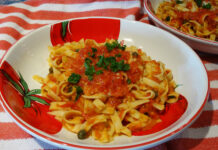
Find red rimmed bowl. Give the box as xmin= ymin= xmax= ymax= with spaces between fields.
xmin=0 ymin=17 xmax=209 ymax=149
xmin=144 ymin=0 xmax=218 ymax=54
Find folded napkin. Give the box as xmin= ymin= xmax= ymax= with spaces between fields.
xmin=0 ymin=0 xmax=217 ymax=149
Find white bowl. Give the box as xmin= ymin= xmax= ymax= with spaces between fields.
xmin=144 ymin=0 xmax=218 ymax=54
xmin=0 ymin=17 xmax=209 ymax=149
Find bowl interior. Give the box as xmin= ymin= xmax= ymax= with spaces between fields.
xmin=0 ymin=17 xmax=208 ymax=149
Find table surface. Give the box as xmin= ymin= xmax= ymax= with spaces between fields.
xmin=0 ymin=0 xmax=217 ymax=150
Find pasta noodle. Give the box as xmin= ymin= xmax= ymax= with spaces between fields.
xmin=34 ymin=39 xmax=180 ymax=143
xmin=156 ymin=0 xmax=218 ymax=41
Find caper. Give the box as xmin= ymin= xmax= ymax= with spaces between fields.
xmin=165 ymin=16 xmax=170 ymax=21
xmin=153 ymin=91 xmax=158 ymax=99
xmin=49 ymin=67 xmax=53 ymax=74
xmin=77 ymin=129 xmax=87 ymax=139
xmin=132 ymin=52 xmax=138 ymax=57
xmin=168 ymin=95 xmax=176 ymax=99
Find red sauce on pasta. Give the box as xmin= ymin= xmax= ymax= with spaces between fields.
xmin=157 ymin=0 xmax=218 ymax=41
xmin=62 ymin=45 xmax=144 ymax=97
xmin=132 ymin=95 xmax=188 ymax=136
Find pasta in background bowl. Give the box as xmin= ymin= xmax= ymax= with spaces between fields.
xmin=144 ymin=0 xmax=218 ymax=54
xmin=0 ymin=17 xmax=209 ymax=149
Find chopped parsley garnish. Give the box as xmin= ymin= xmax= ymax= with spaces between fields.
xmin=92 ymin=47 xmax=97 ymax=53
xmin=84 ymin=58 xmax=95 ymax=81
xmin=74 ymin=85 xmax=83 ymax=101
xmin=115 ymin=53 xmax=122 ymax=57
xmin=105 ymin=42 xmax=116 ymax=52
xmin=87 ymin=75 xmax=93 ymax=81
xmin=68 ymin=73 xmax=81 ymax=84
xmin=194 ymin=0 xmax=202 ymax=7
xmin=176 ymin=0 xmax=183 ymax=4
xmin=88 ymin=52 xmax=95 ymax=58
xmin=84 ymin=41 xmax=130 ymax=81
xmin=85 ymin=65 xmax=95 ymax=80
xmin=122 ymin=63 xmax=130 ymax=71
xmin=87 ymin=47 xmax=97 ymax=58
xmin=202 ymin=3 xmax=211 ymax=9
xmin=85 ymin=58 xmax=92 ymax=65
xmin=105 ymin=40 xmax=126 ymax=52
xmin=88 ymin=52 xmax=92 ymax=57
xmin=75 ymin=49 xmax=80 ymax=52
xmin=96 ymin=70 xmax=103 ymax=75
xmin=96 ymin=55 xmax=104 ymax=67
xmin=118 ymin=44 xmax=126 ymax=51
xmin=127 ymin=79 xmax=131 ymax=84
xmin=96 ymin=55 xmax=130 ymax=72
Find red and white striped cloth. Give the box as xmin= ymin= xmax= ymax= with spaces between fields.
xmin=0 ymin=0 xmax=217 ymax=149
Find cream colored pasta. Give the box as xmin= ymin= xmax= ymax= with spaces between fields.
xmin=156 ymin=0 xmax=218 ymax=41
xmin=34 ymin=39 xmax=180 ymax=143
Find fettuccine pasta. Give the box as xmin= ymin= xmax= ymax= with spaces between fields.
xmin=156 ymin=0 xmax=218 ymax=41
xmin=34 ymin=39 xmax=180 ymax=143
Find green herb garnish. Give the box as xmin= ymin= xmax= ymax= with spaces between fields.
xmin=84 ymin=58 xmax=95 ymax=81
xmin=127 ymin=79 xmax=131 ymax=84
xmin=87 ymin=48 xmax=97 ymax=58
xmin=88 ymin=52 xmax=92 ymax=57
xmin=68 ymin=73 xmax=81 ymax=84
xmin=118 ymin=44 xmax=126 ymax=51
xmin=75 ymin=49 xmax=80 ymax=52
xmin=176 ymin=0 xmax=183 ymax=4
xmin=122 ymin=63 xmax=130 ymax=71
xmin=74 ymin=86 xmax=83 ymax=101
xmin=96 ymin=55 xmax=104 ymax=67
xmin=85 ymin=65 xmax=95 ymax=80
xmin=115 ymin=53 xmax=122 ymax=57
xmin=194 ymin=0 xmax=202 ymax=7
xmin=92 ymin=47 xmax=97 ymax=53
xmin=96 ymin=70 xmax=103 ymax=75
xmin=105 ymin=40 xmax=126 ymax=52
xmin=96 ymin=55 xmax=130 ymax=72
xmin=85 ymin=58 xmax=92 ymax=65
xmin=202 ymin=3 xmax=211 ymax=9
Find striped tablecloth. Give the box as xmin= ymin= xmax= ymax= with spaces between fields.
xmin=0 ymin=0 xmax=217 ymax=149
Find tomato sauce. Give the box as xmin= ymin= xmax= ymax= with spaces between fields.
xmin=175 ymin=9 xmax=217 ymax=28
xmin=133 ymin=95 xmax=188 ymax=136
xmin=62 ymin=44 xmax=144 ymax=97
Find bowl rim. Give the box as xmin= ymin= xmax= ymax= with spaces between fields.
xmin=144 ymin=0 xmax=218 ymax=46
xmin=0 ymin=16 xmax=210 ymax=149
